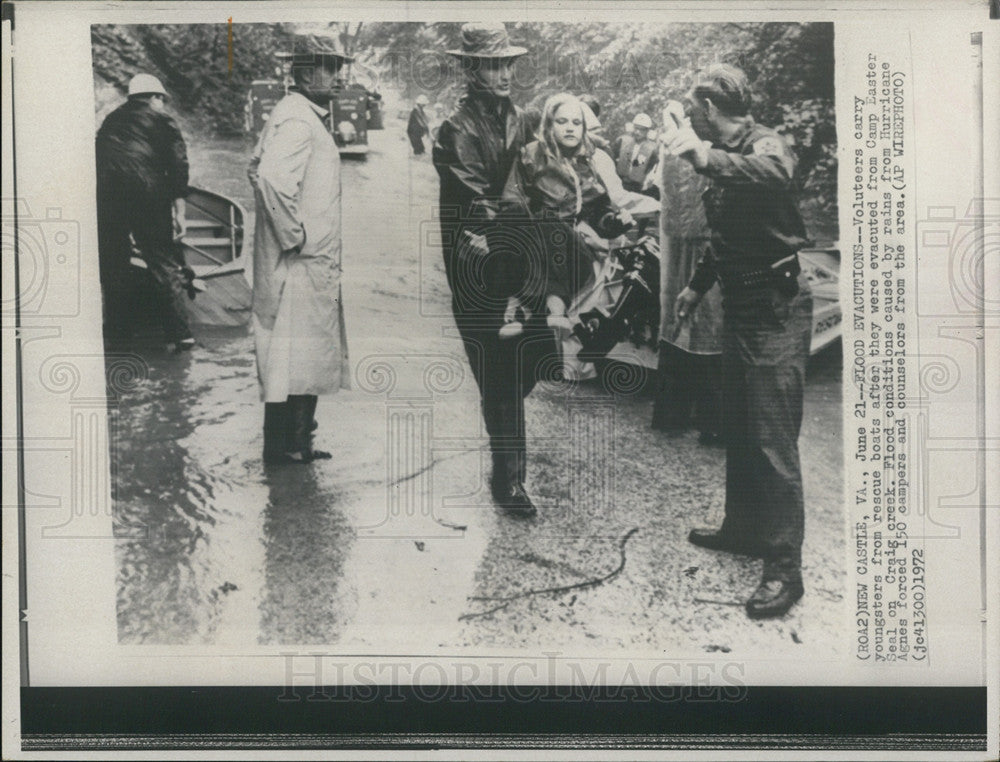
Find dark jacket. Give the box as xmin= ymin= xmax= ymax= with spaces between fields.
xmin=498 ymin=140 xmax=625 ymax=303
xmin=407 ymin=106 xmax=429 ymax=153
xmin=690 ymin=118 xmax=809 ymax=293
xmin=432 ymin=90 xmax=535 ymax=307
xmin=500 ymin=139 xmax=617 ymax=232
xmin=96 ymin=98 xmax=189 ymax=200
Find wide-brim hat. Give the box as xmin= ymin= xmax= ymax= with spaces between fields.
xmin=446 ymin=22 xmax=527 ymax=59
xmin=277 ymin=29 xmax=354 ymax=65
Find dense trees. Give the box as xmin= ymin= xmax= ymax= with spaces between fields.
xmin=92 ymin=21 xmax=837 ymax=239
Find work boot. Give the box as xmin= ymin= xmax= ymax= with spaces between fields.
xmin=688 ymin=527 xmax=764 ymax=557
xmin=491 ymin=451 xmax=537 ymax=518
xmin=745 ymin=578 xmax=804 ymax=619
xmin=493 ymin=482 xmax=537 ymax=518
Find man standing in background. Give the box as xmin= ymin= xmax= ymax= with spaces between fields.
xmin=407 ymin=94 xmax=431 ymax=155
xmin=614 ymin=112 xmax=659 ymax=198
xmin=668 ymin=64 xmax=814 ymax=619
xmin=248 ymin=34 xmax=352 ymax=464
xmin=96 ymin=73 xmax=193 ymax=350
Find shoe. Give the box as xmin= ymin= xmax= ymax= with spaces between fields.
xmin=688 ymin=527 xmax=763 ymax=557
xmin=499 ymin=321 xmax=524 ymax=339
xmin=494 ymin=482 xmax=537 ymax=518
xmin=745 ymin=578 xmax=804 ymax=619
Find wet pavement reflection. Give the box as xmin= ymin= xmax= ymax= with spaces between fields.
xmin=110 ymin=328 xmax=355 ymax=645
xmin=109 ymin=115 xmax=844 ymax=655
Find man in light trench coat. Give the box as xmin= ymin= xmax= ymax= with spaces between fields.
xmin=248 ymin=34 xmax=351 ymax=464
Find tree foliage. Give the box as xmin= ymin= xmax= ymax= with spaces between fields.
xmin=92 ymin=21 xmax=837 ymax=239
xmin=359 ymin=21 xmax=837 ymax=240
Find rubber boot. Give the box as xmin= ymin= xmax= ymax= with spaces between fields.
xmin=263 ymin=402 xmax=290 ymax=463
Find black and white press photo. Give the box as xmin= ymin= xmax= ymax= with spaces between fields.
xmin=90 ymin=19 xmax=843 ymax=651
xmin=5 ymin=2 xmax=997 ymax=756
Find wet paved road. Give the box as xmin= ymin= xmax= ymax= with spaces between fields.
xmin=112 ymin=100 xmax=844 ymax=656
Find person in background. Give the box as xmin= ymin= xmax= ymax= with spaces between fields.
xmin=667 ymin=63 xmax=813 ymax=619
xmin=96 ymin=73 xmax=193 ymax=350
xmin=432 ymin=22 xmax=550 ymax=518
xmin=248 ymin=34 xmax=352 ymax=465
xmin=614 ymin=112 xmax=659 ymax=198
xmin=580 ymin=101 xmax=660 ymax=218
xmin=578 ymin=94 xmax=611 ymax=155
xmin=407 ymin=94 xmax=431 ymax=155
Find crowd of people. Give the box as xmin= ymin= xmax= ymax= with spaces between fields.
xmin=97 ymin=22 xmax=816 ymax=619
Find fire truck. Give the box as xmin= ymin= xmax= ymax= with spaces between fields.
xmin=245 ymin=58 xmax=383 ymax=155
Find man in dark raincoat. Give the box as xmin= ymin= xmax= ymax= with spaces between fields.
xmin=668 ymin=64 xmax=814 ymax=619
xmin=96 ymin=73 xmax=192 ymax=349
xmin=432 ymin=22 xmax=554 ymax=518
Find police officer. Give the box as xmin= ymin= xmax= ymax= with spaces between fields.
xmin=96 ymin=73 xmax=193 ymax=349
xmin=614 ymin=113 xmax=659 ymax=198
xmin=432 ymin=22 xmax=552 ymax=518
xmin=666 ymin=64 xmax=813 ymax=619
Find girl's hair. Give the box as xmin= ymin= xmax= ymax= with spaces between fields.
xmin=539 ymin=92 xmax=591 ymax=161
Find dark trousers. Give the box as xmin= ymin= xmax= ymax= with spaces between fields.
xmin=456 ymin=313 xmax=556 ymax=492
xmin=264 ymin=395 xmax=318 ymax=458
xmin=652 ymin=341 xmax=722 ymax=435
xmin=720 ymin=278 xmax=813 ymax=581
xmin=97 ymin=182 xmax=191 ymax=343
xmin=443 ymin=227 xmax=558 ymax=493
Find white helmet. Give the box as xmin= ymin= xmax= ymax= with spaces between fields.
xmin=632 ymin=113 xmax=653 ymax=130
xmin=128 ymin=73 xmax=168 ymax=98
xmin=415 ymin=94 xmax=430 ymax=106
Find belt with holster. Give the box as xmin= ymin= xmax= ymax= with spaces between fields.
xmin=718 ymin=253 xmax=801 ymax=297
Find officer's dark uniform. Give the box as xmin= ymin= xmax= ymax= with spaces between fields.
xmin=687 ymin=117 xmax=813 ymax=585
xmin=433 ymin=90 xmax=556 ymax=499
xmin=96 ymin=97 xmax=191 ymax=344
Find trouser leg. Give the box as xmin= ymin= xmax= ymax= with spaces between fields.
xmin=142 ymin=245 xmax=192 ymax=342
xmin=133 ymin=204 xmax=192 ymax=343
xmin=746 ymin=362 xmax=805 ymax=580
xmin=97 ymin=187 xmax=134 ymax=343
xmin=263 ymin=402 xmax=290 ymax=460
xmin=722 ymin=283 xmax=812 ymax=581
xmin=721 ymin=337 xmax=758 ymax=541
xmin=652 ymin=341 xmax=696 ymax=430
xmin=693 ymin=352 xmax=723 ymax=437
xmin=456 ymin=316 xmax=554 ymax=495
xmin=286 ymin=394 xmax=317 ymax=455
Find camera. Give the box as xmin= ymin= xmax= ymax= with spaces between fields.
xmin=1 ymin=198 xmax=81 ymax=318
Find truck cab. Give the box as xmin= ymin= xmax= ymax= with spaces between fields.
xmin=244 ymin=59 xmax=382 ymax=155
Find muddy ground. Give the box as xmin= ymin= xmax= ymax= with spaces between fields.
xmin=112 ymin=93 xmax=845 ymax=658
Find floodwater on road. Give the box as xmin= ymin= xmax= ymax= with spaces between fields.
xmin=111 ymin=98 xmax=845 ymax=657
